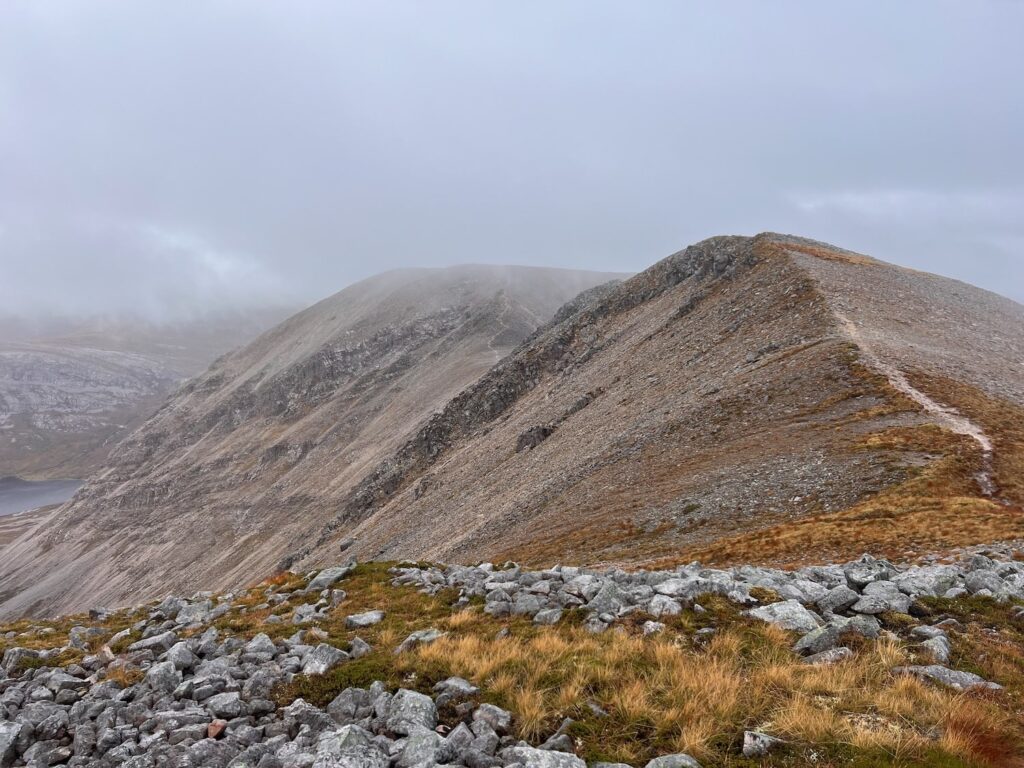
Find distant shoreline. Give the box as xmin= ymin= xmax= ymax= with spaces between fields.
xmin=0 ymin=476 xmax=82 ymax=517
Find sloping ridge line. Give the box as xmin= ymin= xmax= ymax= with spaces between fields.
xmin=297 ymin=233 xmax=1003 ymax=567
xmin=298 ymin=233 xmax=892 ymax=564
xmin=280 ymin=235 xmax=757 ymax=567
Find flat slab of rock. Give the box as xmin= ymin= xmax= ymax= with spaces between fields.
xmin=747 ymin=600 xmax=821 ymax=633
xmin=894 ymin=664 xmax=1002 ymax=691
xmin=345 ymin=610 xmax=384 ymax=629
xmin=303 ymin=643 xmax=348 ymax=675
xmin=645 ymin=754 xmax=703 ymax=768
xmin=501 ymin=744 xmax=586 ymax=768
xmin=128 ymin=631 xmax=177 ymax=653
xmin=308 ymin=565 xmax=355 ymax=592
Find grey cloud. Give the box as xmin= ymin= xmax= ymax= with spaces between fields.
xmin=0 ymin=0 xmax=1021 ymax=320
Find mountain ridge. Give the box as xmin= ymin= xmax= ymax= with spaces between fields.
xmin=1 ymin=234 xmax=1022 ymax=619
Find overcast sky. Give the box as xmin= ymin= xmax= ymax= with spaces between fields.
xmin=1 ymin=1 xmax=1022 ymax=322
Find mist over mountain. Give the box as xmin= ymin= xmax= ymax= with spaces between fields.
xmin=0 ymin=307 xmax=295 ymax=480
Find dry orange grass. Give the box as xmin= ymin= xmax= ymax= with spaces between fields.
xmin=407 ymin=612 xmax=1011 ymax=764
xmin=774 ymin=240 xmax=880 ymax=270
xmin=657 ymin=413 xmax=1022 ymax=569
xmin=104 ymin=661 xmax=144 ymax=687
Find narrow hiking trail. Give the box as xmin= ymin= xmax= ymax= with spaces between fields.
xmin=837 ymin=313 xmax=997 ymax=497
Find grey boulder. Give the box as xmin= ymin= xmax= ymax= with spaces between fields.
xmin=746 ymin=600 xmax=821 ymax=633
xmin=303 ymin=644 xmax=348 ymax=675
xmin=386 ymin=689 xmax=438 ymax=736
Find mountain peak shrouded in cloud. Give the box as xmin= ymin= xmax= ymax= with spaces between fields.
xmin=1 ymin=1 xmax=1022 ymax=316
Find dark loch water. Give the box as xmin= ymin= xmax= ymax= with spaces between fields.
xmin=0 ymin=476 xmax=82 ymax=517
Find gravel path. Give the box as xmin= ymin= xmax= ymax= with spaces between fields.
xmin=837 ymin=312 xmax=996 ymax=496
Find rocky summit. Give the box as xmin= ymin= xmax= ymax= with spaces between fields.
xmin=1 ymin=552 xmax=1023 ymax=767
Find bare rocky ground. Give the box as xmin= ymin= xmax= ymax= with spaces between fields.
xmin=3 ymin=551 xmax=1024 ymax=767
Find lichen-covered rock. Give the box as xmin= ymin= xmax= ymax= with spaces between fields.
xmin=308 ymin=565 xmax=356 ymax=592
xmin=895 ymin=665 xmax=1002 ymax=691
xmin=345 ymin=611 xmax=384 ymax=629
xmin=386 ymin=689 xmax=438 ymax=736
xmin=645 ymin=754 xmax=702 ymax=768
xmin=743 ymin=731 xmax=784 ymax=757
xmin=500 ymin=745 xmax=587 ymax=768
xmin=303 ymin=644 xmax=348 ymax=675
xmin=747 ymin=600 xmax=822 ymax=633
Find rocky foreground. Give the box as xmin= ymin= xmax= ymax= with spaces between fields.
xmin=2 ymin=552 xmax=1024 ymax=767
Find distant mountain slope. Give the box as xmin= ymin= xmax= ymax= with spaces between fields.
xmin=0 ymin=265 xmax=620 ymax=617
xmin=0 ymin=310 xmax=292 ymax=479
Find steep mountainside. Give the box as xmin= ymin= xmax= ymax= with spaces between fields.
xmin=288 ymin=234 xmax=1024 ymax=573
xmin=0 ymin=311 xmax=292 ymax=480
xmin=0 ymin=266 xmax=619 ymax=617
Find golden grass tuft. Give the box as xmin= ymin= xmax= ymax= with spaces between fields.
xmin=105 ymin=661 xmax=144 ymax=687
xmin=403 ymin=612 xmax=1020 ymax=764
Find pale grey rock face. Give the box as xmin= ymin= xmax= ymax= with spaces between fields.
xmin=893 ymin=565 xmax=962 ymax=597
xmin=648 ymin=595 xmax=682 ymax=617
xmin=176 ymin=600 xmax=215 ymax=625
xmin=308 ymin=565 xmax=356 ymax=593
xmin=816 ymin=585 xmax=859 ymax=614
xmin=860 ymin=580 xmax=913 ymax=613
xmin=0 ymin=721 xmax=27 ymax=767
xmin=534 ymin=608 xmax=563 ymax=625
xmin=849 ymin=594 xmax=889 ymax=615
xmin=303 ymin=644 xmax=348 ymax=675
xmin=474 ymin=703 xmax=513 ymax=733
xmin=206 ymin=691 xmax=243 ymax=719
xmin=396 ymin=726 xmax=456 ymax=768
xmin=895 ymin=665 xmax=1003 ymax=691
xmin=128 ymin=631 xmax=177 ymax=653
xmin=144 ymin=661 xmax=181 ymax=694
xmin=965 ymin=569 xmax=1005 ymax=595
xmin=746 ymin=600 xmax=822 ymax=633
xmin=644 ymin=754 xmax=703 ymax=768
xmin=345 ymin=611 xmax=384 ymax=629
xmin=166 ymin=641 xmax=197 ymax=671
xmin=587 ymin=582 xmax=630 ymax=615
xmin=386 ymin=690 xmax=438 ymax=736
xmin=920 ymin=636 xmax=952 ymax=664
xmin=500 ymin=745 xmax=587 ymax=768
xmin=246 ymin=633 xmax=279 ymax=657
xmin=843 ymin=557 xmax=895 ymax=588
